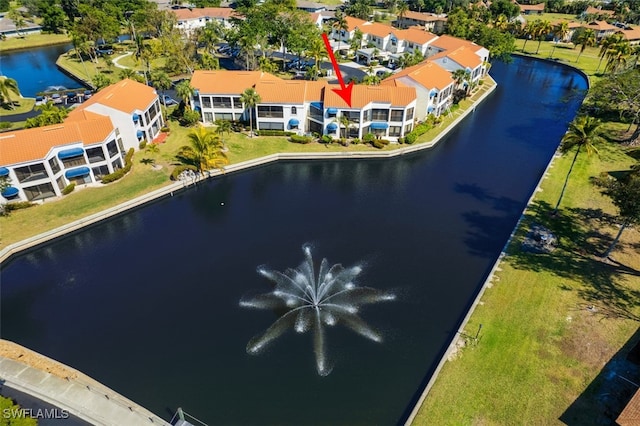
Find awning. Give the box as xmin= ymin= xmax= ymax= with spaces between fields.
xmin=64 ymin=167 xmax=91 ymax=179
xmin=137 ymin=130 xmax=144 ymax=138
xmin=327 ymin=107 xmax=338 ymax=115
xmin=427 ymin=105 xmax=435 ymax=112
xmin=1 ymin=187 xmax=19 ymax=198
xmin=58 ymin=147 xmax=85 ymax=159
xmin=370 ymin=122 xmax=388 ymax=130
xmin=327 ymin=122 xmax=338 ymax=131
xmin=310 ymin=102 xmax=323 ymax=109
xmin=289 ymin=118 xmax=299 ymax=126
xmin=429 ymin=89 xmax=437 ymax=98
xmin=132 ymin=113 xmax=140 ymax=121
xmin=0 ymin=167 xmax=9 ymax=177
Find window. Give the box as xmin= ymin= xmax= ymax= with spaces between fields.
xmin=202 ymin=96 xmax=212 ymax=108
xmin=371 ymin=109 xmax=389 ymax=121
xmin=342 ymin=111 xmax=360 ymax=123
xmin=56 ymin=176 xmax=65 ymax=191
xmin=232 ymin=97 xmax=242 ymax=108
xmin=348 ymin=127 xmax=359 ymax=138
xmin=62 ymin=155 xmax=86 ymax=168
xmin=258 ymin=121 xmax=284 ymax=130
xmin=86 ymin=147 xmax=106 ymax=163
xmin=362 ymin=126 xmax=370 ymax=136
xmin=117 ymin=139 xmax=125 ymax=155
xmin=14 ymin=163 xmax=48 ymax=183
xmin=291 ymin=106 xmax=297 ymax=115
xmin=49 ymin=157 xmax=60 ymax=174
xmin=204 ymin=112 xmax=214 ymax=122
xmin=91 ymin=165 xmax=111 ymax=180
xmin=389 ymin=126 xmax=401 ymax=137
xmin=406 ymin=107 xmax=414 ymax=120
xmin=23 ymin=183 xmax=55 ymax=201
xmin=68 ymin=173 xmax=91 ymax=185
xmin=107 ymin=140 xmax=118 ymax=157
xmin=390 ymin=109 xmax=404 ymax=122
xmin=213 ymin=97 xmax=232 ymax=108
xmin=309 ymin=105 xmax=323 ymax=121
xmin=405 ymin=123 xmax=413 ymax=133
xmin=363 ymin=109 xmax=371 ymax=122
xmin=308 ymin=119 xmax=322 ymax=134
xmin=215 ymin=113 xmax=234 ymax=120
xmin=112 ymin=158 xmax=123 ymax=170
xmin=257 ymin=106 xmax=283 ymax=118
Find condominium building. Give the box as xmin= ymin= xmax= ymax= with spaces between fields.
xmin=173 ymin=7 xmax=237 ymax=35
xmin=0 ymin=79 xmax=163 ymax=203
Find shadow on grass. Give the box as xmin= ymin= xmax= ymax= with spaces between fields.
xmin=560 ymin=326 xmax=640 ymax=425
xmin=506 ymin=200 xmax=640 ymax=322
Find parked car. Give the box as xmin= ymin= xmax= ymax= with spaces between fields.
xmin=163 ymin=95 xmax=178 ymax=106
xmin=96 ymin=46 xmax=114 ymax=56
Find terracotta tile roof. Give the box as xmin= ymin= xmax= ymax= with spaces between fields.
xmin=445 ymin=46 xmax=483 ymax=68
xmin=191 ymin=70 xmax=282 ymax=94
xmin=619 ymin=26 xmax=640 ymax=41
xmin=172 ymin=7 xmax=236 ymax=21
xmin=431 ymin=34 xmax=483 ymax=53
xmin=396 ymin=28 xmax=438 ymax=45
xmin=586 ymin=20 xmax=617 ymax=31
xmin=0 ymin=115 xmax=114 ymax=165
xmin=382 ymin=60 xmax=453 ymax=90
xmin=74 ymin=79 xmax=158 ymax=115
xmin=345 ymin=16 xmax=367 ymax=32
xmin=617 ymin=389 xmax=640 ymax=426
xmin=324 ymin=84 xmax=415 ymax=108
xmin=400 ymin=11 xmax=446 ymax=22
xmin=586 ymin=6 xmax=615 ymax=16
xmin=357 ymin=21 xmax=394 ymax=38
xmin=518 ymin=2 xmax=545 ymax=12
xmin=255 ymin=80 xmax=325 ymax=104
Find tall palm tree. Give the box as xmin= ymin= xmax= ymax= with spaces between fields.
xmin=451 ymin=69 xmax=470 ymax=90
xmin=521 ymin=21 xmax=537 ymax=53
xmin=178 ymin=126 xmax=228 ymax=174
xmin=604 ymin=38 xmax=632 ymax=75
xmin=339 ymin=113 xmax=350 ymax=138
xmin=333 ymin=11 xmax=349 ymax=54
xmin=575 ymin=29 xmax=596 ymax=63
xmin=175 ymin=80 xmax=195 ymax=109
xmin=0 ymin=77 xmax=21 ymax=109
xmin=306 ymin=37 xmax=327 ymax=81
xmin=549 ymin=22 xmax=569 ymax=59
xmin=150 ymin=70 xmax=172 ymax=108
xmin=535 ymin=20 xmax=552 ymax=55
xmin=553 ymin=116 xmax=606 ymax=213
xmin=397 ymin=1 xmax=409 ymax=26
xmin=596 ymin=33 xmax=623 ymax=72
xmin=240 ymin=87 xmax=261 ymax=137
xmin=119 ymin=68 xmax=144 ymax=83
xmin=493 ymin=14 xmax=509 ymax=32
xmin=215 ymin=119 xmax=232 ymax=149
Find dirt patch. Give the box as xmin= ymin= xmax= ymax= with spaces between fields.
xmin=0 ymin=340 xmax=78 ymax=380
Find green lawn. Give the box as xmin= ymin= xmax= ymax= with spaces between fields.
xmin=0 ymin=33 xmax=70 ymax=52
xmin=412 ymin=142 xmax=640 ymax=424
xmin=0 ymin=98 xmax=35 ymax=116
xmin=514 ymin=39 xmax=607 ymax=80
xmin=523 ymin=12 xmax=580 ymax=23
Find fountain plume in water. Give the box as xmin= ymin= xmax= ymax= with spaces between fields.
xmin=240 ymin=244 xmax=395 ymax=376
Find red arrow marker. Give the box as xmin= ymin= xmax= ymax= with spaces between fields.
xmin=322 ymin=32 xmax=354 ymax=107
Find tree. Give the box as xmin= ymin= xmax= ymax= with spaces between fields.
xmin=40 ymin=3 xmax=67 ymax=33
xmin=339 ymin=113 xmax=350 ymax=138
xmin=8 ymin=6 xmax=26 ymax=37
xmin=521 ymin=20 xmax=536 ymax=53
xmin=533 ymin=20 xmax=552 ymax=55
xmin=215 ymin=119 xmax=232 ymax=149
xmin=489 ymin=0 xmax=520 ymax=20
xmin=92 ymin=73 xmax=111 ymax=90
xmin=333 ymin=10 xmax=349 ymax=54
xmin=445 ymin=8 xmax=470 ymax=39
xmin=574 ymin=28 xmax=596 ymax=63
xmin=604 ymin=38 xmax=631 ymax=75
xmin=150 ymin=70 xmax=172 ymax=107
xmin=596 ymin=33 xmax=623 ymax=73
xmin=549 ymin=22 xmax=569 ymax=59
xmin=25 ymin=101 xmax=69 ymax=128
xmin=177 ymin=126 xmax=228 ymax=174
xmin=0 ymin=77 xmax=21 ymax=109
xmin=175 ymin=80 xmax=195 ymax=109
xmin=397 ymin=1 xmax=409 ymax=23
xmin=240 ymin=88 xmax=261 ymax=137
xmin=119 ymin=68 xmax=145 ymax=83
xmin=601 ymin=174 xmax=640 ymax=259
xmin=553 ymin=116 xmax=606 ymax=213
xmin=345 ymin=0 xmax=373 ymax=21
xmin=306 ymin=37 xmax=328 ymax=81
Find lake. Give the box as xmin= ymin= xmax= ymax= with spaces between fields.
xmin=0 ymin=56 xmax=587 ymax=425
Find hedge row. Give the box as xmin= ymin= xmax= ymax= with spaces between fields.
xmin=170 ymin=164 xmax=198 ymax=180
xmin=255 ymin=130 xmax=295 ymax=136
xmin=101 ymin=148 xmax=134 ymax=184
xmin=401 ymin=122 xmax=433 ymax=144
xmin=4 ymin=201 xmax=35 ymax=212
xmin=289 ymin=135 xmax=313 ymax=144
xmin=62 ymin=183 xmax=75 ymax=195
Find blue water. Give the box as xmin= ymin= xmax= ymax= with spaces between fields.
xmin=0 ymin=43 xmax=82 ymax=97
xmin=0 ymin=57 xmax=587 ymax=425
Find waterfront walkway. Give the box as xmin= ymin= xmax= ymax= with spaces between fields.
xmin=0 ymin=341 xmax=169 ymax=426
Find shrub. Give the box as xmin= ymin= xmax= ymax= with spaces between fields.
xmin=62 ymin=183 xmax=75 ymax=195
xmin=363 ymin=133 xmax=375 ymax=144
xmin=289 ymin=135 xmax=313 ymax=144
xmin=161 ymin=125 xmax=171 ymax=133
xmin=398 ymin=137 xmax=405 ymax=144
xmin=171 ymin=164 xmax=198 ymax=180
xmin=101 ymin=148 xmax=134 ymax=184
xmin=256 ymin=130 xmax=295 ymax=136
xmin=0 ymin=121 xmax=12 ymax=130
xmin=139 ymin=140 xmax=147 ymax=149
xmin=4 ymin=201 xmax=35 ymax=212
xmin=352 ymin=138 xmax=361 ymax=144
xmin=321 ymin=135 xmax=333 ymax=144
xmin=339 ymin=138 xmax=348 ymax=146
xmin=181 ymin=109 xmax=201 ymax=127
xmin=404 ymin=132 xmax=417 ymax=144
xmin=372 ymin=140 xmax=385 ymax=149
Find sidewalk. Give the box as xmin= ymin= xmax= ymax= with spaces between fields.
xmin=0 ymin=354 xmax=169 ymax=426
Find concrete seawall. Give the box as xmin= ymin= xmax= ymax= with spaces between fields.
xmin=0 ymin=79 xmax=496 ymax=265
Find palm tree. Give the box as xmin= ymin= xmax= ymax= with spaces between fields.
xmin=215 ymin=119 xmax=232 ymax=149
xmin=306 ymin=37 xmax=327 ymax=81
xmin=549 ymin=22 xmax=569 ymax=59
xmin=596 ymin=33 xmax=623 ymax=72
xmin=150 ymin=70 xmax=172 ymax=108
xmin=451 ymin=69 xmax=470 ymax=90
xmin=118 ymin=68 xmax=144 ymax=83
xmin=575 ymin=29 xmax=596 ymax=63
xmin=604 ymin=38 xmax=631 ymax=75
xmin=553 ymin=116 xmax=606 ymax=213
xmin=535 ymin=20 xmax=552 ymax=55
xmin=397 ymin=1 xmax=409 ymax=26
xmin=333 ymin=11 xmax=349 ymax=54
xmin=0 ymin=77 xmax=21 ymax=109
xmin=240 ymin=87 xmax=261 ymax=137
xmin=175 ymin=80 xmax=195 ymax=109
xmin=339 ymin=113 xmax=350 ymax=138
xmin=178 ymin=126 xmax=229 ymax=174
xmin=493 ymin=14 xmax=509 ymax=32
xmin=521 ymin=21 xmax=536 ymax=53
xmin=601 ymin=174 xmax=640 ymax=259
